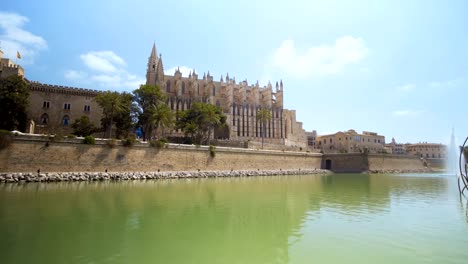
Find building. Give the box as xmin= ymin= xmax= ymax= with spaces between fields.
xmin=1 ymin=50 xmax=103 ymax=135
xmin=306 ymin=130 xmax=318 ymax=149
xmin=406 ymin=142 xmax=447 ymax=168
xmin=385 ymin=138 xmax=406 ymax=155
xmin=405 ymin=143 xmax=447 ymax=159
xmin=145 ymin=43 xmax=307 ymax=148
xmin=0 ymin=50 xmax=24 ymax=78
xmin=316 ymin=129 xmax=385 ymax=154
xmin=1 ymin=44 xmax=308 ymax=149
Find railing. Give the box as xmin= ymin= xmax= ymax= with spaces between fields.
xmin=458 ymin=137 xmax=468 ymax=195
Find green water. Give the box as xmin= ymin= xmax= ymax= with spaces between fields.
xmin=0 ymin=173 xmax=467 ymax=264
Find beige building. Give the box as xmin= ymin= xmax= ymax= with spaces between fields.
xmin=317 ymin=129 xmax=385 ymax=154
xmin=385 ymin=138 xmax=406 ymax=155
xmin=146 ymin=43 xmax=307 ymax=148
xmin=306 ymin=130 xmax=318 ymax=149
xmin=1 ymin=50 xmax=103 ymax=135
xmin=27 ymin=81 xmax=102 ymax=135
xmin=406 ymin=143 xmax=447 ymax=159
xmin=0 ymin=50 xmax=25 ymax=78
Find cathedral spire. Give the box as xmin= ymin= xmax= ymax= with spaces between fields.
xmin=151 ymin=42 xmax=158 ymax=59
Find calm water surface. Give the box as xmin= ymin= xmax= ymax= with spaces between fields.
xmin=0 ymin=173 xmax=467 ymax=264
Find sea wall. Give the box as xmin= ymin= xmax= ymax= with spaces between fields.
xmin=322 ymin=153 xmax=426 ymax=173
xmin=0 ymin=135 xmax=322 ymax=173
xmin=367 ymin=154 xmax=426 ymax=172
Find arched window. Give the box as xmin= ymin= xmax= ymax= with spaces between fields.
xmin=166 ymin=80 xmax=171 ymax=92
xmin=182 ymin=82 xmax=186 ymax=94
xmin=40 ymin=113 xmax=49 ymax=125
xmin=216 ymin=100 xmax=220 ymax=107
xmin=62 ymin=115 xmax=70 ymax=126
xmin=212 ymin=86 xmax=216 ymax=96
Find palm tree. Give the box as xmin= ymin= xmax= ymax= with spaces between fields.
xmin=256 ymin=108 xmax=272 ymax=149
xmin=95 ymin=91 xmax=125 ymax=138
xmin=150 ymin=103 xmax=174 ymax=139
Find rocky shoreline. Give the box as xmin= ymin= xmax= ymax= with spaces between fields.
xmin=0 ymin=169 xmax=331 ymax=183
xmin=367 ymin=168 xmax=433 ymax=174
xmin=0 ymin=168 xmax=438 ymax=184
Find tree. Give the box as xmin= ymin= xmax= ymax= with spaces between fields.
xmin=177 ymin=102 xmax=227 ymax=145
xmin=150 ymin=102 xmax=174 ymax=138
xmin=256 ymin=108 xmax=272 ymax=149
xmin=113 ymin=92 xmax=135 ymax=139
xmin=0 ymin=75 xmax=29 ymax=131
xmin=95 ymin=91 xmax=133 ymax=138
xmin=133 ymin=84 xmax=170 ymax=141
xmin=71 ymin=116 xmax=97 ymax=136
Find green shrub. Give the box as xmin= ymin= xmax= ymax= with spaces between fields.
xmin=83 ymin=135 xmax=96 ymax=145
xmin=0 ymin=130 xmax=13 ymax=149
xmin=106 ymin=139 xmax=117 ymax=148
xmin=209 ymin=145 xmax=216 ymax=158
xmin=67 ymin=134 xmax=77 ymax=138
xmin=150 ymin=138 xmax=168 ymax=149
xmin=122 ymin=135 xmax=137 ymax=147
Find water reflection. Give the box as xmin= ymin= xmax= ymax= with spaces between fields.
xmin=0 ymin=174 xmax=464 ymax=264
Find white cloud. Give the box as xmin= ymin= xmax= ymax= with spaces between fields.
xmin=395 ymin=83 xmax=415 ymax=92
xmin=392 ymin=110 xmax=422 ymax=117
xmin=80 ymin=51 xmax=126 ymax=73
xmin=65 ymin=50 xmax=145 ymax=91
xmin=64 ymin=70 xmax=87 ymax=80
xmin=428 ymin=79 xmax=460 ymax=88
xmin=0 ymin=12 xmax=47 ymax=64
xmin=164 ymin=66 xmax=193 ymax=77
xmin=269 ymin=36 xmax=369 ymax=78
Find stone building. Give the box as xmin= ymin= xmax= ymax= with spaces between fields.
xmin=27 ymin=81 xmax=102 ymax=135
xmin=385 ymin=138 xmax=406 ymax=155
xmin=316 ymin=129 xmax=385 ymax=154
xmin=0 ymin=50 xmax=24 ymax=78
xmin=405 ymin=143 xmax=447 ymax=159
xmin=306 ymin=130 xmax=318 ymax=149
xmin=146 ymin=43 xmax=307 ymax=148
xmin=1 ymin=50 xmax=102 ymax=135
xmin=405 ymin=142 xmax=447 ymax=168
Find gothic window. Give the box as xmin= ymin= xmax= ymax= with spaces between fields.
xmin=216 ymin=100 xmax=220 ymax=107
xmin=42 ymin=101 xmax=50 ymax=109
xmin=84 ymin=105 xmax=91 ymax=112
xmin=182 ymin=82 xmax=186 ymax=94
xmin=64 ymin=103 xmax=71 ymax=110
xmin=62 ymin=115 xmax=70 ymax=126
xmin=166 ymin=80 xmax=171 ymax=92
xmin=237 ymin=119 xmax=240 ymax=136
xmin=212 ymin=86 xmax=216 ymax=96
xmin=40 ymin=113 xmax=49 ymax=125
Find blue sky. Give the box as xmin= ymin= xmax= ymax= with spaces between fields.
xmin=1 ymin=0 xmax=467 ymax=144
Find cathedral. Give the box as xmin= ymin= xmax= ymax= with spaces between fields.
xmin=146 ymin=43 xmax=307 ymax=149
xmin=0 ymin=44 xmax=308 ymax=149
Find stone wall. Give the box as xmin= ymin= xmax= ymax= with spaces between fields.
xmin=322 ymin=153 xmax=425 ymax=173
xmin=367 ymin=154 xmax=425 ymax=171
xmin=0 ymin=136 xmax=322 ymax=173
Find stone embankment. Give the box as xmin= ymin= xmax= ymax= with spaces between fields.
xmin=0 ymin=169 xmax=330 ymax=183
xmin=367 ymin=168 xmax=433 ymax=174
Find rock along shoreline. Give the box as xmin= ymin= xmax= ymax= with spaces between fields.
xmin=0 ymin=169 xmax=331 ymax=183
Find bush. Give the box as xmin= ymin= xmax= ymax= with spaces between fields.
xmin=67 ymin=134 xmax=77 ymax=138
xmin=0 ymin=130 xmax=13 ymax=150
xmin=150 ymin=138 xmax=168 ymax=149
xmin=209 ymin=145 xmax=216 ymax=158
xmin=106 ymin=139 xmax=117 ymax=148
xmin=83 ymin=135 xmax=96 ymax=145
xmin=122 ymin=135 xmax=137 ymax=147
